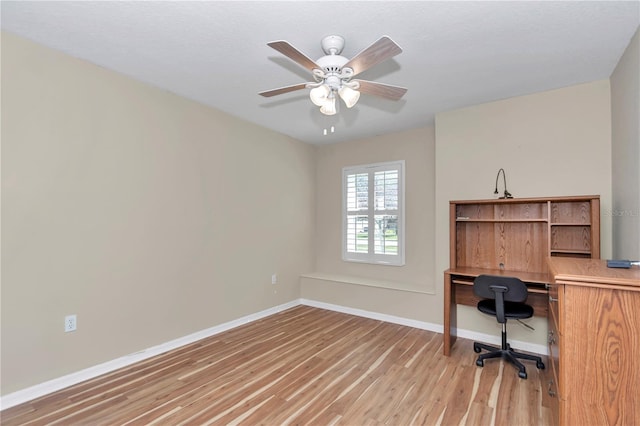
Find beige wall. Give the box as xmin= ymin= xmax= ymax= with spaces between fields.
xmin=1 ymin=32 xmax=316 ymax=395
xmin=314 ymin=127 xmax=436 ymax=290
xmin=611 ymin=27 xmax=640 ymax=259
xmin=435 ymin=80 xmax=613 ymax=344
xmin=301 ymin=127 xmax=442 ymax=323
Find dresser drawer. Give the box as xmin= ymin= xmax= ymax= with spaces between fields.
xmin=547 ymin=284 xmax=561 ymax=334
xmin=546 ymin=283 xmax=561 ymax=400
xmin=548 ymin=297 xmax=560 ymax=373
xmin=547 ymin=373 xmax=560 ymax=424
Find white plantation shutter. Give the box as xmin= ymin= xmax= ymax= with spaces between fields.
xmin=342 ymin=161 xmax=404 ymax=265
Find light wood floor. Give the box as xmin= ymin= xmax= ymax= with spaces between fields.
xmin=1 ymin=305 xmax=554 ymax=425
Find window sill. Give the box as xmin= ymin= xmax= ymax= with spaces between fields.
xmin=342 ymin=256 xmax=405 ymax=267
xmin=300 ymin=272 xmax=434 ymax=295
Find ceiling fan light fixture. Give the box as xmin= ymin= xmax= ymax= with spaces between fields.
xmin=319 ymin=96 xmax=337 ymax=115
xmin=310 ymin=84 xmax=330 ymax=106
xmin=338 ymin=85 xmax=360 ymax=108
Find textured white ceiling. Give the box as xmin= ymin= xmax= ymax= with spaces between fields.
xmin=2 ymin=1 xmax=639 ymax=145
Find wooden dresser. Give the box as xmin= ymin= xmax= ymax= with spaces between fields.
xmin=546 ymin=257 xmax=640 ymax=425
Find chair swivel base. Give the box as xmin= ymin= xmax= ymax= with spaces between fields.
xmin=473 ymin=341 xmax=545 ymax=379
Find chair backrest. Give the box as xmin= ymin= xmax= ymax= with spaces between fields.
xmin=473 ymin=275 xmax=528 ymax=303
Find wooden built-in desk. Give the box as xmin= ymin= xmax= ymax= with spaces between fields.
xmin=443 ymin=196 xmax=600 ymax=356
xmin=443 ymin=267 xmax=550 ymax=356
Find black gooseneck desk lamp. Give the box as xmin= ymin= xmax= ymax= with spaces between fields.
xmin=494 ymin=168 xmax=513 ymax=199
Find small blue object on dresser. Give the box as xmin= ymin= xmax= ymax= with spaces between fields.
xmin=606 ymin=259 xmax=640 ymax=268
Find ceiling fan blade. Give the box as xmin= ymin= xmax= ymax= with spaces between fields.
xmin=354 ymin=80 xmax=407 ymax=101
xmin=267 ymin=40 xmax=321 ymax=72
xmin=259 ymin=83 xmax=308 ymax=97
xmin=343 ymin=36 xmax=403 ymax=77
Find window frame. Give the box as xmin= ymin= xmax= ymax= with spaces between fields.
xmin=341 ymin=160 xmax=405 ymax=266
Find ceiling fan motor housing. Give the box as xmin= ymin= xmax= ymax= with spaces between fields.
xmin=316 ymin=55 xmax=349 ymax=73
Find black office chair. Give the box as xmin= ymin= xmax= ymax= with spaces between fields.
xmin=472 ymin=275 xmax=545 ymax=379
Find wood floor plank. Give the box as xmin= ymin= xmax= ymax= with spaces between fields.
xmin=0 ymin=306 xmax=553 ymax=425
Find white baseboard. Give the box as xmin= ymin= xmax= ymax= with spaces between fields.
xmin=300 ymin=299 xmax=548 ymax=356
xmin=300 ymin=298 xmax=444 ymax=334
xmin=453 ymin=327 xmax=548 ymax=356
xmin=0 ymin=300 xmax=300 ymax=410
xmin=1 ymin=298 xmax=546 ymax=410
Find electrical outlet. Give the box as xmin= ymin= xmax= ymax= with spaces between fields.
xmin=271 ymin=274 xmax=277 ymax=285
xmin=65 ymin=314 xmax=77 ymax=332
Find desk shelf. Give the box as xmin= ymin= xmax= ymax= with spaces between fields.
xmin=450 ymin=196 xmax=600 ymax=272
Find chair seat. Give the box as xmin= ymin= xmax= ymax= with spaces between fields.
xmin=477 ymin=299 xmax=534 ymax=319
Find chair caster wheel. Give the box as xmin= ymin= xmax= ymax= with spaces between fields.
xmin=473 ymin=343 xmax=481 ymax=353
xmin=518 ymin=371 xmax=527 ymax=379
xmin=537 ymin=361 xmax=545 ymax=370
xmin=476 ymin=359 xmax=484 ymax=367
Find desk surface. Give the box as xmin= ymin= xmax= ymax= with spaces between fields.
xmin=445 ymin=266 xmax=552 ymax=285
xmin=442 ymin=266 xmax=550 ymax=356
xmin=547 ymin=257 xmax=640 ymax=289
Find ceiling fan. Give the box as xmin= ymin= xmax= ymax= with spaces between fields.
xmin=259 ymin=35 xmax=407 ymax=115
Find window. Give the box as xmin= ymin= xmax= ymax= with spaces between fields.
xmin=342 ymin=160 xmax=405 ymax=265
